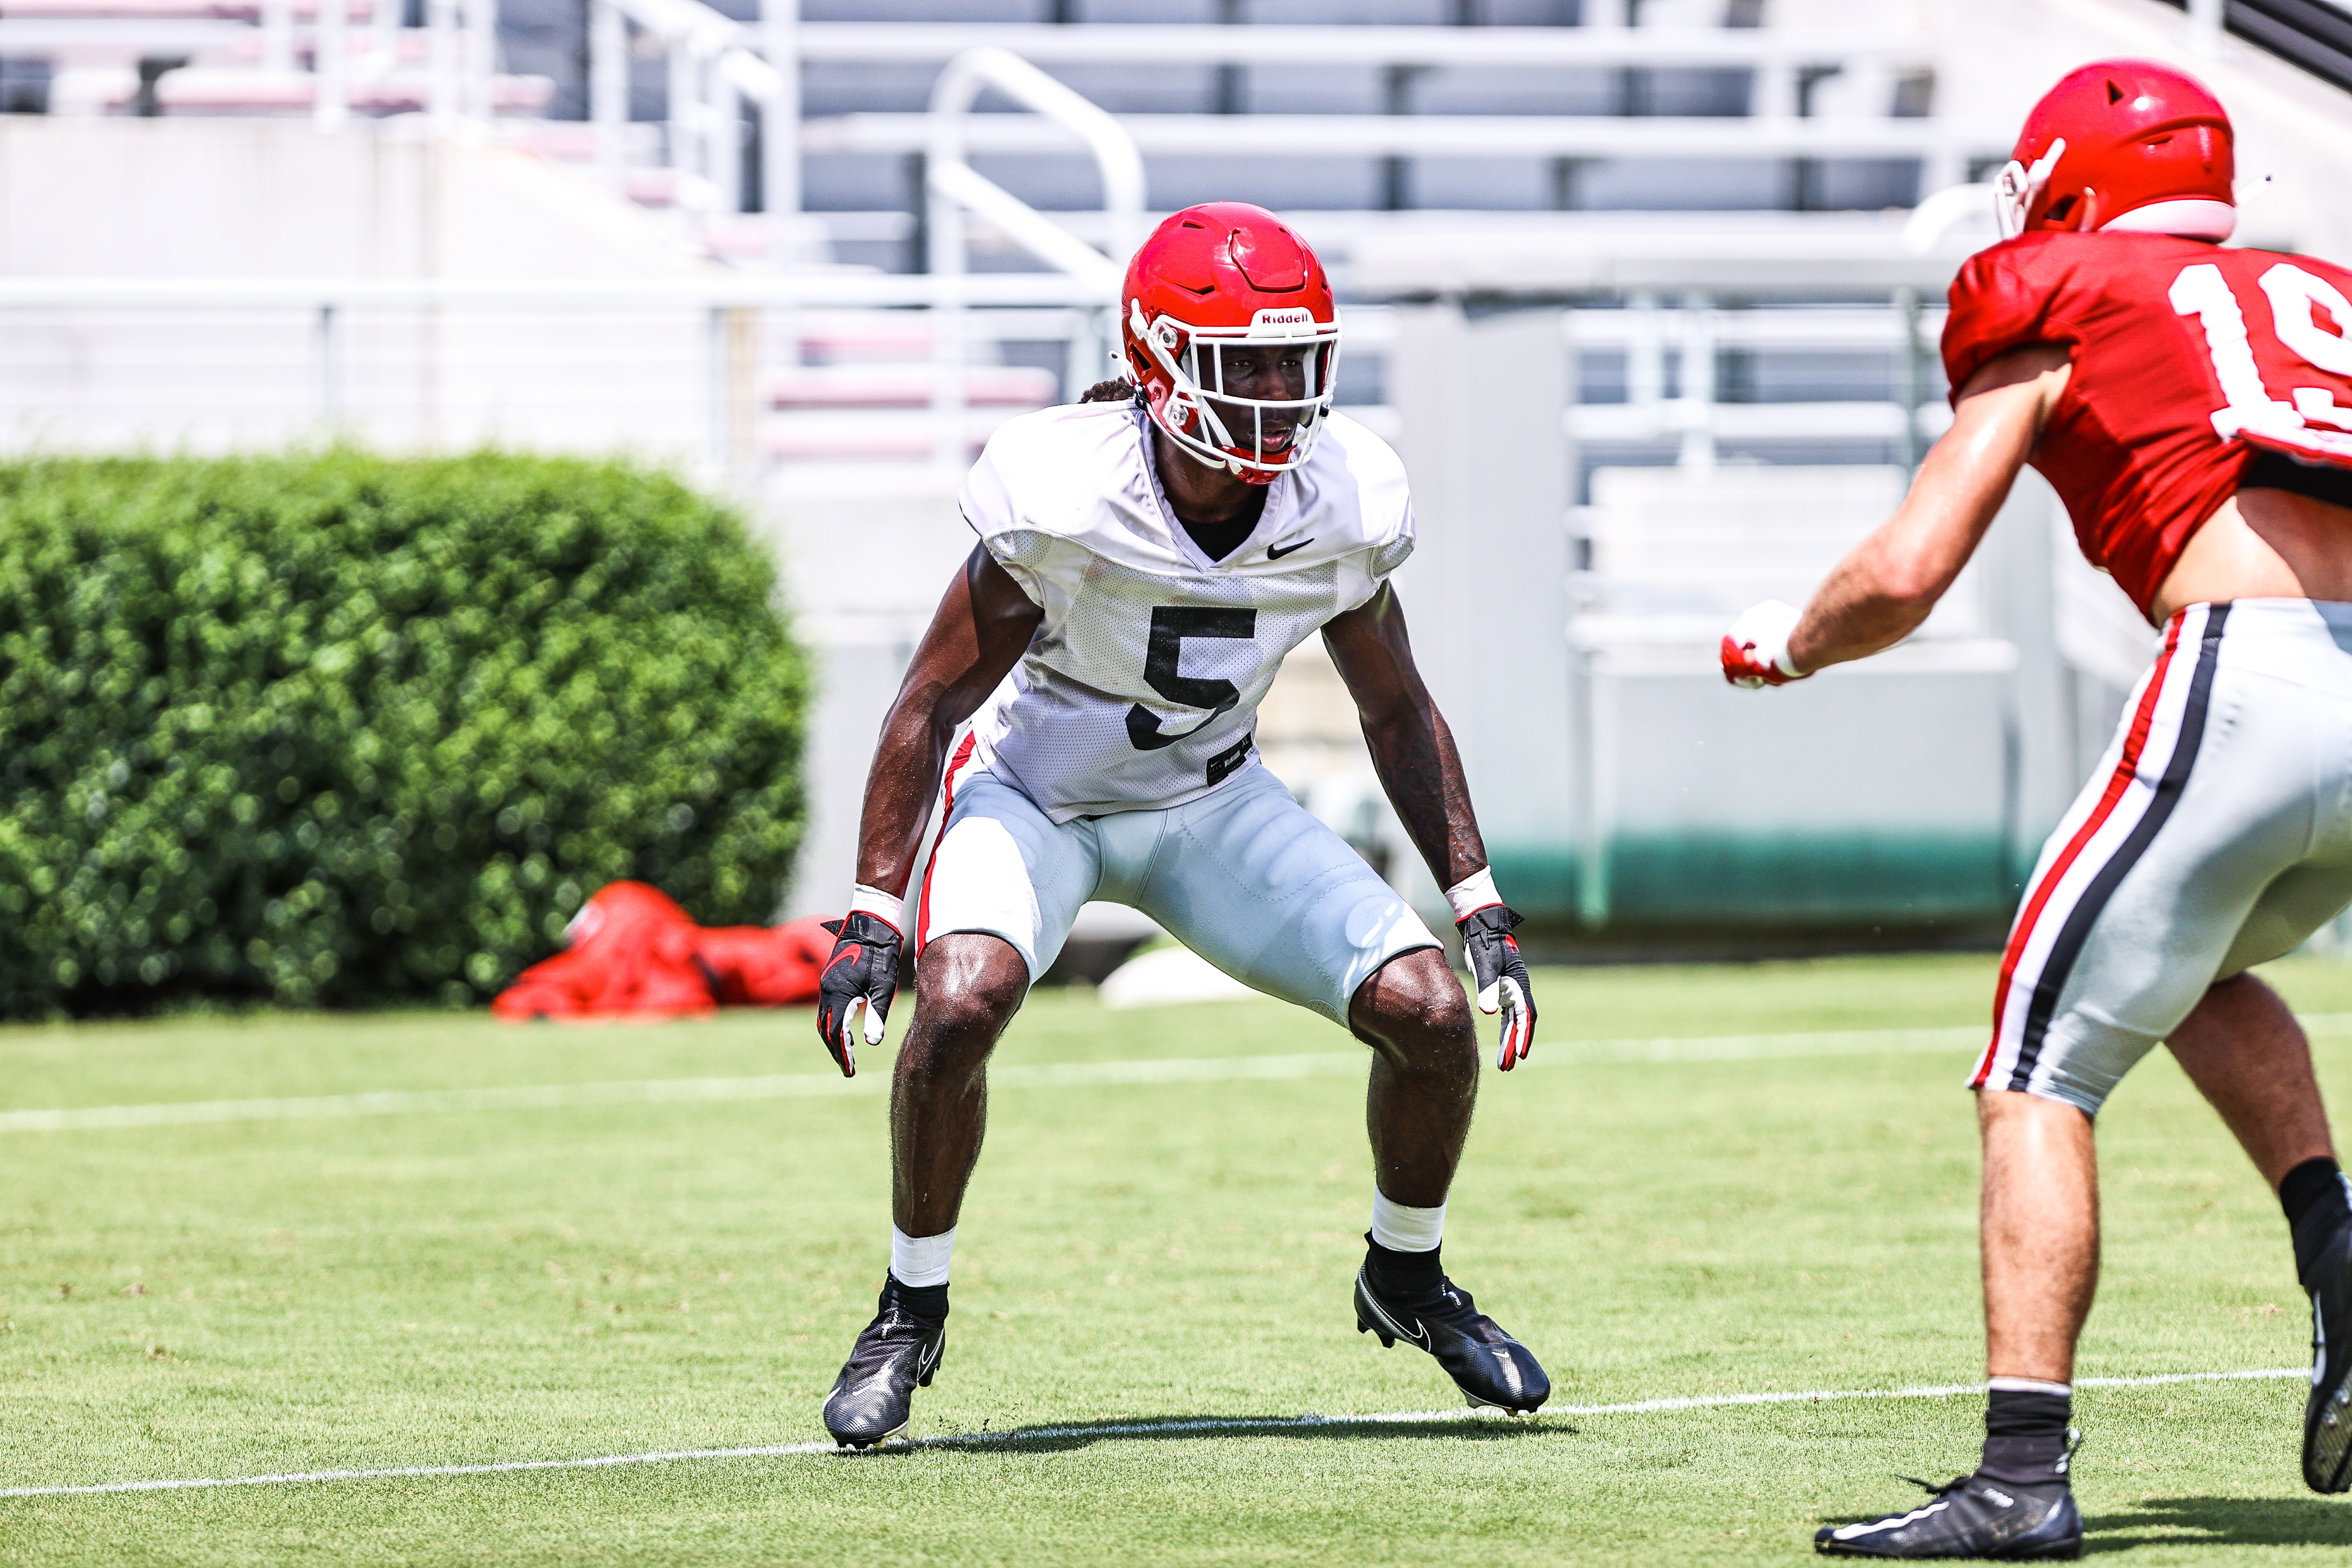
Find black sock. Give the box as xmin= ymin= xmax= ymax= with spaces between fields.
xmin=2281 ymin=1156 xmax=2351 ymax=1285
xmin=1980 ymin=1387 xmax=2072 ymax=1487
xmin=884 ymin=1274 xmax=949 ymax=1322
xmin=1363 ymin=1232 xmax=1443 ymax=1289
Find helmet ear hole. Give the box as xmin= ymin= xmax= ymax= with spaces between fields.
xmin=2046 ymin=193 xmax=2078 ymax=226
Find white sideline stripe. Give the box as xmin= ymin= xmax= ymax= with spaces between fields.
xmin=9 ymin=1013 xmax=2352 ymax=1135
xmin=0 ymin=1026 xmax=1984 ymax=1133
xmin=0 ymin=1367 xmax=2307 ymax=1500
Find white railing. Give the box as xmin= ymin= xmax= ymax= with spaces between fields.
xmin=0 ymin=274 xmax=1126 ymax=479
xmin=924 ymin=46 xmax=1142 ymax=466
xmin=0 ymin=279 xmax=1956 ymax=478
xmin=588 ymin=0 xmax=790 ymax=251
xmin=1566 ymin=300 xmax=1949 ymax=469
xmin=0 ymin=277 xmax=1118 ymax=310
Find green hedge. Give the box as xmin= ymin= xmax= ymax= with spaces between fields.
xmin=0 ymin=450 xmax=809 ymax=1017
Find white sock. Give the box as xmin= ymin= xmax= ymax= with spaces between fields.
xmin=890 ymin=1225 xmax=955 ymax=1289
xmin=1987 ymin=1376 xmax=2071 ymax=1396
xmin=1369 ymin=1190 xmax=1446 ymax=1253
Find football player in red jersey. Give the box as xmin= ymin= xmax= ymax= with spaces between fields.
xmin=1724 ymin=60 xmax=2352 ymax=1557
xmin=812 ymin=204 xmax=1547 ymax=1449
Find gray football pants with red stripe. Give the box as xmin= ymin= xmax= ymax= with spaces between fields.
xmin=1978 ymin=598 xmax=2352 ymax=1113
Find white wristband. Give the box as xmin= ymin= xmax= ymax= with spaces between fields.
xmin=1444 ymin=867 xmax=1501 ymax=924
xmin=848 ymin=884 xmax=905 ymax=934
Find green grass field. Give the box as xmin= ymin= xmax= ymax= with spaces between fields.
xmin=9 ymin=953 xmax=2352 ymax=1563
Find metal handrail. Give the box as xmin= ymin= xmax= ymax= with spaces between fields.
xmin=925 ymin=47 xmax=1142 ymax=287
xmin=1903 ymin=182 xmax=1997 ymax=254
xmin=590 ymin=0 xmax=787 ymax=252
xmin=2 ymin=284 xmax=1956 ymax=482
xmin=0 ymin=275 xmax=1118 ymax=308
xmin=924 ymin=46 xmax=1142 ymax=464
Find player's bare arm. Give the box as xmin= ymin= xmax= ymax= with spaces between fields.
xmin=854 ymin=548 xmax=1043 ymax=897
xmin=1789 ymin=347 xmax=2069 ymax=673
xmin=812 ymin=547 xmax=1041 ymax=1074
xmin=1724 ymin=345 xmax=2069 ymax=685
xmin=1322 ymin=584 xmax=1482 ymax=887
xmin=1323 ymin=585 xmax=1535 ymax=1069
xmin=1736 ymin=349 xmax=2352 ymax=692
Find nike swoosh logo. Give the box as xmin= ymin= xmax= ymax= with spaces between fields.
xmin=1360 ymin=1281 xmax=1430 ymax=1349
xmin=917 ymin=1338 xmax=941 ymax=1379
xmin=1266 ymin=538 xmax=1314 ymax=560
xmin=1835 ymin=1500 xmax=1948 ymax=1540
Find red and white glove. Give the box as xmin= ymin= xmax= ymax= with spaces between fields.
xmin=1448 ymin=869 xmax=1535 ymax=1071
xmin=815 ymin=886 xmax=905 ymax=1078
xmin=1721 ymin=599 xmax=1807 ymax=689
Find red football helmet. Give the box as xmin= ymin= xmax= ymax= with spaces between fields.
xmin=1121 ymin=202 xmax=1340 ymax=484
xmin=1996 ymin=59 xmax=2236 ymax=242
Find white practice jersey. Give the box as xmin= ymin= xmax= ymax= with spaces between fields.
xmin=960 ymin=402 xmax=1415 ymax=823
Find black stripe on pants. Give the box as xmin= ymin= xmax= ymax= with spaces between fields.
xmin=2005 ymin=603 xmax=2231 ymax=1093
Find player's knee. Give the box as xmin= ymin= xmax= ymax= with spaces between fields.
xmin=1353 ymin=949 xmax=1475 ymax=1069
xmin=907 ymin=935 xmax=1026 ymax=1059
xmin=917 ymin=974 xmax=1022 ymax=1041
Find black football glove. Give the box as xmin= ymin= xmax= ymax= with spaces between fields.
xmin=816 ymin=911 xmax=903 ymax=1078
xmin=1458 ymin=904 xmax=1535 ymax=1070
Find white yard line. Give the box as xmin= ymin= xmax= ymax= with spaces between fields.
xmin=0 ymin=1366 xmax=2306 ymax=1500
xmin=11 ymin=1013 xmax=2352 ymax=1133
xmin=0 ymin=1025 xmax=1980 ymax=1133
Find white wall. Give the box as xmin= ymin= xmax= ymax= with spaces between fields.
xmin=0 ymin=116 xmax=719 ymax=459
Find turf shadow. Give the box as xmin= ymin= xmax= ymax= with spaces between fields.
xmin=2083 ymin=1495 xmax=2352 ymax=1552
xmin=888 ymin=1412 xmax=1574 ymax=1456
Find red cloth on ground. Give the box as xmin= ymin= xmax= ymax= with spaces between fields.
xmin=490 ymin=880 xmax=836 ymax=1022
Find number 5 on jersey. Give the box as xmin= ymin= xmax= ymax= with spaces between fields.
xmin=1127 ymin=606 xmax=1258 ymax=750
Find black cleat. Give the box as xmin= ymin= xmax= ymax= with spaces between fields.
xmin=822 ymin=1277 xmax=946 ymax=1450
xmin=2305 ymin=1218 xmax=2352 ymax=1492
xmin=1816 ymin=1471 xmax=2081 ymax=1559
xmin=1352 ymin=1245 xmax=1549 ymax=1415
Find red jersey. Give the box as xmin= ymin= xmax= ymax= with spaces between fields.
xmin=1942 ymin=230 xmax=2352 ymax=617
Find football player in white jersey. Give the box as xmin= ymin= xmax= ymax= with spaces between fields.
xmin=813 ymin=203 xmax=1549 ymax=1448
